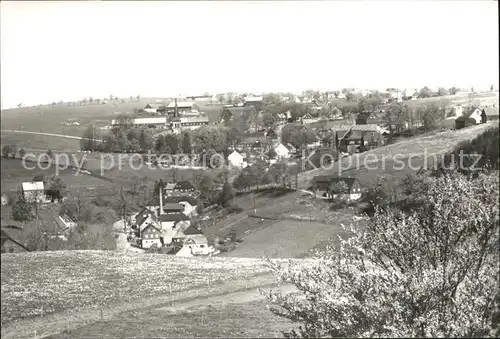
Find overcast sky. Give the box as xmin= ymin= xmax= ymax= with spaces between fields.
xmin=1 ymin=0 xmax=498 ymax=109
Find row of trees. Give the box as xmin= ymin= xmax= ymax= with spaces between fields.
xmin=83 ymin=120 xmax=244 ymax=155
xmin=26 ymin=95 xmax=141 ymax=109
xmin=2 ymin=145 xmax=55 ymax=161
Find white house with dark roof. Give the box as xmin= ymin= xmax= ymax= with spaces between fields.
xmin=159 ymin=213 xmax=191 ymax=231
xmin=21 ymin=181 xmax=46 ymax=203
xmin=274 ymin=143 xmax=290 ymax=160
xmin=167 ymin=101 xmax=200 ymax=115
xmin=144 ymin=103 xmax=163 ymax=114
xmin=141 ymin=224 xmax=162 ymax=249
xmin=163 ymin=202 xmax=185 ymax=214
xmin=163 ymin=196 xmax=198 ymax=216
xmin=135 ymin=209 xmax=160 ymax=232
xmin=174 ymin=225 xmax=211 ymax=256
xmin=164 ymin=181 xmax=197 ymax=196
xmin=311 ymin=176 xmax=363 ymax=201
xmin=171 ymin=116 xmax=209 ymax=134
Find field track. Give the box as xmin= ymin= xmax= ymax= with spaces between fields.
xmin=1 ymin=129 xmax=103 ymax=142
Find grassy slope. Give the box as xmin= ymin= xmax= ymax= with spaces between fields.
xmin=0 ymin=251 xmax=275 ymax=325
xmin=0 ymin=98 xmax=223 ymax=137
xmin=214 ymin=123 xmax=498 ymax=259
xmin=52 ymin=297 xmax=292 ymax=338
xmin=297 ymin=122 xmax=499 ymax=190
xmin=1 ymin=251 xmax=311 ymax=338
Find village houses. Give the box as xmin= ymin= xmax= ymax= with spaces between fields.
xmin=311 ymin=176 xmax=363 ymax=201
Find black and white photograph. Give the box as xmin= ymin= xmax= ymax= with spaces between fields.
xmin=1 ymin=0 xmax=499 ymax=337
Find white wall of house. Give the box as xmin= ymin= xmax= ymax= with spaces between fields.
xmin=141 ymin=238 xmax=162 ymax=249
xmin=176 ymin=242 xmax=211 ymax=257
xmin=274 ymin=144 xmax=290 ymax=159
xmin=228 ymin=151 xmax=244 ymax=168
xmin=469 ymin=108 xmax=482 ymax=124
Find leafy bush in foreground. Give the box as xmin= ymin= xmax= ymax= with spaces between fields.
xmin=265 ymin=171 xmax=499 ymax=337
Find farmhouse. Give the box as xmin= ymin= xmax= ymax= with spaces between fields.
xmin=21 ymin=181 xmax=46 ymax=203
xmin=311 ymin=176 xmax=363 ymax=201
xmin=484 ymin=106 xmax=499 ymax=121
xmin=159 ymin=213 xmax=191 ymax=232
xmin=164 ymin=181 xmax=196 ymax=196
xmin=135 ymin=209 xmax=160 ymax=232
xmin=243 ymin=96 xmax=263 ymax=108
xmin=163 ymin=196 xmax=198 ymax=216
xmin=144 ymin=103 xmax=163 ymax=114
xmin=111 ymin=117 xmax=168 ymax=128
xmin=167 ymin=101 xmax=200 ymax=115
xmin=171 ymin=116 xmax=210 ymax=134
xmin=274 ymin=143 xmax=290 ymax=160
xmin=454 ymin=106 xmax=488 ymax=129
xmin=1 ymin=229 xmax=29 ymax=253
xmin=228 ymin=150 xmax=247 ymax=169
xmin=238 ymin=133 xmax=272 ymax=153
xmin=58 ymin=214 xmax=77 ymax=230
xmin=141 ymin=224 xmax=162 ymax=249
xmin=301 ymin=113 xmax=318 ymax=124
xmin=327 ymin=106 xmax=343 ymax=120
xmin=174 ymin=225 xmax=210 ymax=256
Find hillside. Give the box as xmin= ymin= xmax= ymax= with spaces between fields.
xmin=0 ymin=98 xmax=223 ymax=138
xmin=0 ymin=251 xmax=310 ymax=338
xmin=209 ymin=122 xmax=499 ymax=258
xmin=297 ymin=122 xmax=499 ymax=190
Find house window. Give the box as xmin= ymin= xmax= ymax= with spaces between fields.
xmin=9 ymin=248 xmax=14 ymax=253
xmin=200 ymin=245 xmax=205 ymax=248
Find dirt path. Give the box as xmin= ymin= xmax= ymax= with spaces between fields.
xmin=1 ymin=129 xmax=103 ymax=142
xmin=1 ymin=273 xmax=281 ymax=339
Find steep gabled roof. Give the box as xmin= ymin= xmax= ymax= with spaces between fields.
xmin=183 ymin=225 xmax=203 ymax=235
xmin=159 ymin=213 xmax=190 ymax=222
xmin=136 ymin=209 xmax=157 ymax=226
xmin=163 ymin=203 xmax=184 ymax=211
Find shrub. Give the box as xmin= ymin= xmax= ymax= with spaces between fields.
xmin=264 ymin=171 xmax=499 ymax=337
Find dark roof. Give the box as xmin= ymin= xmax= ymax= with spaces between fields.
xmin=163 ymin=195 xmax=198 ymax=206
xmin=159 ymin=213 xmax=190 ymax=222
xmin=241 ymin=136 xmax=272 ymax=145
xmin=243 ymin=131 xmax=266 ymax=137
xmin=141 ymin=223 xmax=161 ymax=233
xmin=335 ymin=130 xmax=349 ymax=138
xmin=173 ymin=181 xmax=195 ymax=191
xmin=311 ymin=176 xmax=361 ymax=191
xmin=1 ymin=229 xmax=30 ymax=251
xmin=183 ymin=225 xmax=203 ymax=236
xmin=342 ymin=130 xmax=364 ymax=140
xmin=136 ymin=209 xmax=157 ymax=226
xmin=484 ymin=107 xmax=499 ymax=117
xmin=455 ymin=115 xmax=477 ymax=123
xmin=163 ymin=203 xmax=184 ymax=211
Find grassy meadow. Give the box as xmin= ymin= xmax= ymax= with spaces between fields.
xmin=1 ymin=98 xmax=223 ymax=137
xmin=0 ymin=251 xmax=274 ymax=324
xmin=0 ymin=251 xmax=312 ymax=339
